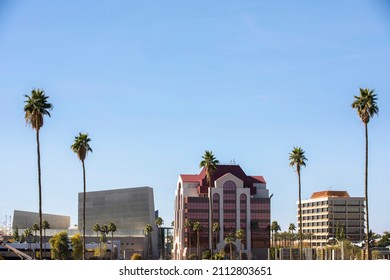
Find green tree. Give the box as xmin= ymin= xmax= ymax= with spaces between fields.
xmin=288 ymin=223 xmax=296 ymax=247
xmin=32 ymin=223 xmax=40 ymax=243
xmin=71 ymin=233 xmax=83 ymax=260
xmin=93 ymin=223 xmax=101 ymax=245
xmin=184 ymin=219 xmax=192 ymax=258
xmin=271 ymin=221 xmax=281 ymax=248
xmin=12 ymin=227 xmax=20 ymax=242
xmin=100 ymin=224 xmax=109 ymax=244
xmin=235 ymin=229 xmax=245 ymax=260
xmin=49 ymin=231 xmax=70 ymax=260
xmin=224 ymin=233 xmax=236 ymax=260
xmin=289 ymin=146 xmax=307 ymax=260
xmin=377 ymin=231 xmax=390 ymax=247
xmin=42 ymin=220 xmax=50 ymax=259
xmin=108 ymin=222 xmax=117 ymax=259
xmin=352 ymin=88 xmax=379 ymax=260
xmin=144 ymin=224 xmax=153 ymax=259
xmin=24 ymin=228 xmax=33 ymax=257
xmin=155 ymin=217 xmax=164 ymax=259
xmin=71 ymin=132 xmax=93 ymax=260
xmin=192 ymin=221 xmax=202 ymax=259
xmin=199 ymin=150 xmax=219 ymax=188
xmin=212 ymin=222 xmax=220 ymax=258
xmin=24 ymin=88 xmax=53 ymax=259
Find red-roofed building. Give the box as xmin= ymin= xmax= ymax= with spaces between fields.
xmin=172 ymin=164 xmax=270 ymax=260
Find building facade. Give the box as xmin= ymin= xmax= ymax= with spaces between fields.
xmin=299 ymin=190 xmax=365 ymax=248
xmin=12 ymin=210 xmax=70 ymax=231
xmin=78 ymin=186 xmax=158 ymax=259
xmin=173 ymin=165 xmax=270 ymax=260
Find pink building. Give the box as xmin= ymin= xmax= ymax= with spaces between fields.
xmin=172 ymin=164 xmax=271 ymax=259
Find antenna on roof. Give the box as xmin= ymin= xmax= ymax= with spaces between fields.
xmin=230 ymin=159 xmax=236 ymax=165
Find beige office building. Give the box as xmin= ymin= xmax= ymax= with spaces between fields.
xmin=299 ymin=190 xmax=365 ymax=248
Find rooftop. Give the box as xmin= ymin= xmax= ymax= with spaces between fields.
xmin=311 ymin=190 xmax=350 ymax=199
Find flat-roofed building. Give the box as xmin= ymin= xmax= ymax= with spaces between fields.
xmin=299 ymin=190 xmax=365 ymax=248
xmin=78 ymin=186 xmax=158 ymax=259
xmin=12 ymin=210 xmax=70 ymax=230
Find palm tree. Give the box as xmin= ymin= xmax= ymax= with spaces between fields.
xmin=212 ymin=222 xmax=220 ymax=257
xmin=288 ymin=223 xmax=296 ymax=247
xmin=24 ymin=88 xmax=53 ymax=259
xmin=271 ymin=220 xmax=281 ymax=248
xmin=235 ymin=229 xmax=245 ymax=260
xmin=144 ymin=224 xmax=153 ymax=259
xmin=71 ymin=132 xmax=93 ymax=260
xmin=289 ymin=146 xmax=307 ymax=260
xmin=42 ymin=220 xmax=50 ymax=259
xmin=93 ymin=223 xmax=101 ymax=244
xmin=224 ymin=233 xmax=236 ymax=260
xmin=155 ymin=217 xmax=164 ymax=259
xmin=199 ymin=150 xmax=219 ymax=254
xmin=24 ymin=228 xmax=33 ymax=258
xmin=108 ymin=222 xmax=117 ymax=259
xmin=184 ymin=219 xmax=192 ymax=258
xmin=192 ymin=221 xmax=201 ymax=259
xmin=32 ymin=223 xmax=40 ymax=243
xmin=199 ymin=150 xmax=219 ymax=188
xmin=352 ymin=88 xmax=379 ymax=260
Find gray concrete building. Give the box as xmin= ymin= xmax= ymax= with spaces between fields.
xmin=12 ymin=210 xmax=70 ymax=230
xmin=78 ymin=186 xmax=158 ymax=259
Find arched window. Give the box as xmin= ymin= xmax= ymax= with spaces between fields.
xmin=223 ymin=181 xmax=237 ymax=236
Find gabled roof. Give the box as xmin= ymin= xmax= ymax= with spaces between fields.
xmin=179 ymin=165 xmax=266 ymax=195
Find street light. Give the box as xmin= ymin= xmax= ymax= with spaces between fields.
xmin=328 ymin=237 xmax=344 ymax=260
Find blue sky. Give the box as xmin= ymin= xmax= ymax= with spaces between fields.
xmin=0 ymin=0 xmax=389 ymax=234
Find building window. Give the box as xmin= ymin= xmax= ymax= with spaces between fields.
xmin=223 ymin=181 xmax=237 ymax=236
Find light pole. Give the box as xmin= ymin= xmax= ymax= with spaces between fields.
xmin=328 ymin=237 xmax=344 ymax=260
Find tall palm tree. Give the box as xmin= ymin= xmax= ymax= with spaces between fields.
xmin=42 ymin=220 xmax=50 ymax=259
xmin=144 ymin=224 xmax=153 ymax=259
xmin=71 ymin=132 xmax=93 ymax=260
xmin=352 ymin=88 xmax=379 ymax=260
xmin=199 ymin=150 xmax=219 ymax=254
xmin=24 ymin=88 xmax=53 ymax=259
xmin=235 ymin=229 xmax=245 ymax=260
xmin=192 ymin=221 xmax=201 ymax=259
xmin=289 ymin=146 xmax=307 ymax=260
xmin=108 ymin=222 xmax=117 ymax=259
xmin=155 ymin=217 xmax=164 ymax=259
xmin=184 ymin=219 xmax=192 ymax=259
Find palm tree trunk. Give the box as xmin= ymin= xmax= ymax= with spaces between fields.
xmin=197 ymin=231 xmax=200 ymax=259
xmin=111 ymin=232 xmax=114 ymax=260
xmin=365 ymin=123 xmax=371 ymax=260
xmin=298 ymin=167 xmax=303 ymax=260
xmin=82 ymin=160 xmax=86 ymax=260
xmin=36 ymin=129 xmax=43 ymax=260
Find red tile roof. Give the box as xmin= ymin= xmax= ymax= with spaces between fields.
xmin=179 ymin=165 xmax=266 ymax=195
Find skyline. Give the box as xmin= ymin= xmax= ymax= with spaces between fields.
xmin=1 ymin=1 xmax=389 ymax=234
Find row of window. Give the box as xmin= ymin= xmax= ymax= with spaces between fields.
xmin=301 ymin=200 xmax=362 ymax=208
